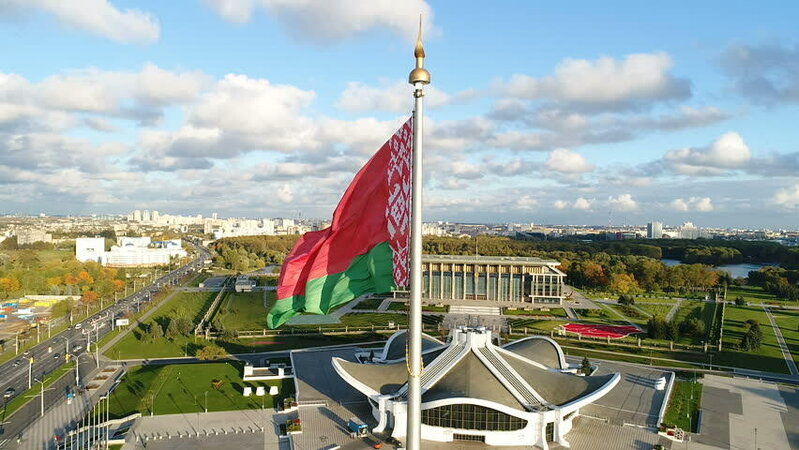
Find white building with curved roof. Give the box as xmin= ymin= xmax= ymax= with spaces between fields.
xmin=333 ymin=327 xmax=620 ymax=449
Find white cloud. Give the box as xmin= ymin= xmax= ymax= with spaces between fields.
xmin=5 ymin=0 xmax=160 ymax=44
xmin=515 ymin=195 xmax=538 ymax=210
xmin=336 ymin=80 xmax=478 ymax=113
xmin=499 ymin=52 xmax=690 ymax=109
xmin=773 ymin=184 xmax=799 ymax=210
xmin=573 ymin=197 xmax=593 ymax=210
xmin=277 ymin=184 xmax=294 ymax=203
xmin=664 ymin=132 xmax=751 ymax=175
xmin=204 ymin=0 xmax=435 ymax=43
xmin=554 ymin=197 xmax=594 ymax=210
xmin=670 ymin=197 xmax=713 ymax=212
xmin=544 ymin=148 xmax=594 ymax=173
xmin=608 ymin=194 xmax=638 ymax=211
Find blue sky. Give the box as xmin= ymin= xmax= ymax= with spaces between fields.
xmin=0 ymin=1 xmax=798 ymax=228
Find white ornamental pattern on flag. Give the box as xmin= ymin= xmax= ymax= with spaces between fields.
xmin=386 ymin=118 xmax=413 ymax=288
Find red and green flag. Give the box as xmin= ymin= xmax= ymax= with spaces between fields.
xmin=267 ymin=118 xmax=413 ymax=328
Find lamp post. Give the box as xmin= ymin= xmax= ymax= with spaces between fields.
xmin=204 ymin=391 xmax=208 ymax=413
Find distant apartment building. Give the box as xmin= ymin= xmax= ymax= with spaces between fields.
xmin=647 ymin=221 xmax=663 ymax=239
xmin=16 ymin=229 xmax=53 ymax=245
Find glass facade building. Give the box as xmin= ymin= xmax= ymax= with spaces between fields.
xmin=422 ymin=403 xmax=528 ymax=431
xmin=419 ymin=255 xmax=565 ymax=305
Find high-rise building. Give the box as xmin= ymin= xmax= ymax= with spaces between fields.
xmin=647 ymin=221 xmax=663 ymax=239
xmin=152 ymin=210 xmax=160 ymax=223
xmin=132 ymin=210 xmax=142 ymax=222
xmin=142 ymin=210 xmax=151 ymax=222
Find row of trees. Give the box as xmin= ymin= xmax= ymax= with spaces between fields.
xmin=748 ymin=266 xmax=799 ymax=301
xmin=211 ymin=235 xmax=301 ymax=271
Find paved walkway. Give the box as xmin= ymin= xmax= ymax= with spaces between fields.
xmin=598 ymin=303 xmax=641 ymax=330
xmin=698 ymin=374 xmax=794 ymax=450
xmin=764 ymin=306 xmax=799 ymax=376
xmin=665 ymin=298 xmax=684 ymax=322
xmin=126 ymin=409 xmax=286 ymax=449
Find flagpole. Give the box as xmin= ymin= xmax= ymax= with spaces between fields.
xmin=407 ymin=19 xmax=430 ymax=450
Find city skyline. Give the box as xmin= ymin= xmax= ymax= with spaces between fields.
xmin=1 ymin=1 xmax=798 ymax=228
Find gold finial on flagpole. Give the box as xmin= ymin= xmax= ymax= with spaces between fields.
xmin=409 ymin=16 xmax=431 ymax=85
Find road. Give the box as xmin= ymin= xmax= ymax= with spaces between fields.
xmin=0 ymin=239 xmax=211 ymax=444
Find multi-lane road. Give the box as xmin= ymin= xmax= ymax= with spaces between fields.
xmin=0 ymin=239 xmax=211 ymax=441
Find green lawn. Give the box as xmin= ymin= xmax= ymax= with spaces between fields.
xmin=388 ymin=301 xmax=406 ymax=311
xmin=637 ymin=304 xmax=674 ymax=318
xmin=607 ymin=304 xmax=649 ymax=326
xmin=352 ymin=297 xmax=384 ymax=310
xmin=663 ymin=379 xmax=703 ymax=431
xmin=670 ymin=301 xmax=715 ymax=345
xmin=214 ymin=291 xmax=273 ymax=330
xmin=105 ymin=362 xmax=294 ymax=419
xmin=772 ymin=309 xmax=799 ymax=366
xmin=215 ymin=333 xmax=390 ymax=354
xmin=340 ymin=313 xmax=407 ymax=327
xmin=105 ymin=291 xmax=217 ymax=359
xmin=715 ymin=305 xmax=789 ymax=374
xmin=727 ymin=285 xmax=790 ymax=305
xmin=507 ymin=319 xmax=564 ymax=333
xmin=503 ymin=308 xmax=567 ymax=318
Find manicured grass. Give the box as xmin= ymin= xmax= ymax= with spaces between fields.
xmin=4 ymin=361 xmax=75 ymax=419
xmin=715 ymin=305 xmax=789 ymax=374
xmin=105 ymin=291 xmax=217 ymax=359
xmin=340 ymin=313 xmax=407 ymax=327
xmin=105 ymin=362 xmax=294 ymax=419
xmin=727 ymin=285 xmax=791 ymax=305
xmin=607 ymin=304 xmax=649 ymax=326
xmin=507 ymin=319 xmax=564 ymax=333
xmin=352 ymin=297 xmax=384 ymax=310
xmin=504 ymin=308 xmax=567 ymax=318
xmin=423 ymin=305 xmax=448 ymax=313
xmin=631 ymin=298 xmax=681 ymax=304
xmin=663 ymin=380 xmax=703 ymax=431
xmin=772 ymin=309 xmax=799 ymax=366
xmin=214 ymin=291 xmax=273 ymax=330
xmin=671 ymin=301 xmax=715 ymax=345
xmin=216 ymin=333 xmax=389 ymax=354
xmin=638 ymin=304 xmax=674 ymax=318
xmin=388 ymin=301 xmax=406 ymax=311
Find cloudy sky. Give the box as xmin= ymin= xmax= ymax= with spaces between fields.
xmin=1 ymin=1 xmax=798 ymax=228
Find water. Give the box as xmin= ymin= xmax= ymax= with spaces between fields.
xmin=660 ymin=259 xmax=776 ymax=278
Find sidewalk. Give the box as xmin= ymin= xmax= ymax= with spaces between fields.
xmin=125 ymin=409 xmax=287 ymax=449
xmin=764 ymin=306 xmax=799 ymax=376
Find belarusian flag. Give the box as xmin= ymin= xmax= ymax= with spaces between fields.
xmin=267 ymin=118 xmax=413 ymax=328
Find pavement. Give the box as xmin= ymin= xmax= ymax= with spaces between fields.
xmin=665 ymin=299 xmax=684 ymax=322
xmin=696 ymin=374 xmax=797 ymax=450
xmin=764 ymin=306 xmax=799 ymax=376
xmin=124 ymin=409 xmax=288 ymax=450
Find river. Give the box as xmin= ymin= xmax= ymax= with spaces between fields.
xmin=660 ymin=259 xmax=776 ymax=278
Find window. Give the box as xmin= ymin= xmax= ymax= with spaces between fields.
xmin=421 ymin=404 xmax=527 ymax=431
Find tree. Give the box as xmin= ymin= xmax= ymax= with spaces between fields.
xmin=618 ymin=294 xmax=635 ymax=306
xmin=610 ymin=273 xmax=640 ymax=295
xmin=580 ymin=356 xmax=592 ymax=375
xmin=148 ymin=321 xmax=164 ymax=341
xmin=82 ymin=290 xmax=100 ymax=304
xmin=167 ymin=316 xmax=193 ymax=338
xmin=734 ymin=296 xmax=746 ymax=306
xmin=197 ymin=345 xmax=227 ymax=360
xmin=740 ymin=320 xmax=763 ymax=351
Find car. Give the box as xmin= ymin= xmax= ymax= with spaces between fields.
xmin=13 ymin=359 xmax=21 ymax=367
xmin=53 ymin=353 xmax=60 ymax=359
xmin=4 ymin=387 xmax=15 ymax=398
xmin=72 ymin=345 xmax=83 ymax=352
xmin=75 ymin=323 xmax=82 ymax=329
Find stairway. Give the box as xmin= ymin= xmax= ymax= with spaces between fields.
xmin=449 ymin=305 xmax=501 ymax=316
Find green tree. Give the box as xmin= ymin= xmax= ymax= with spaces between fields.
xmin=197 ymin=345 xmax=227 ymax=360
xmin=740 ymin=320 xmax=763 ymax=351
xmin=580 ymin=356 xmax=592 ymax=375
